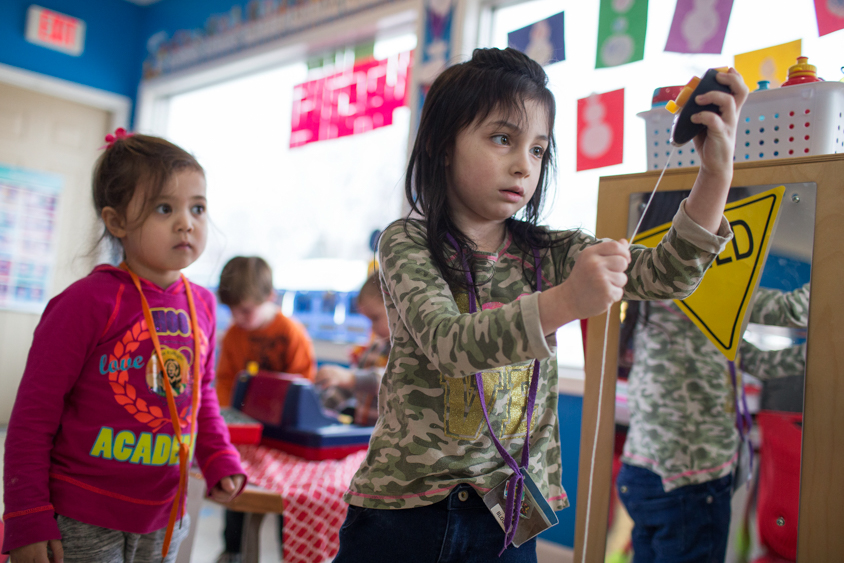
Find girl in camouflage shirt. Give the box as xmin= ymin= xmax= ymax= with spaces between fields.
xmin=616 ymin=190 xmax=809 ymax=563
xmin=619 ymin=282 xmax=808 ymax=563
xmin=334 ymin=47 xmax=748 ymax=563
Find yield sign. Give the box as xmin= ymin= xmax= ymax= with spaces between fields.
xmin=633 ymin=186 xmax=786 ymax=360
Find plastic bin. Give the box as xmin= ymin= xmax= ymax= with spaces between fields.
xmin=220 ymin=406 xmax=263 ymax=445
xmin=638 ymin=81 xmax=844 ymax=171
xmin=311 ymin=290 xmax=341 ymax=341
xmin=290 ymin=289 xmax=320 ymax=334
xmin=341 ymin=291 xmax=373 ymax=345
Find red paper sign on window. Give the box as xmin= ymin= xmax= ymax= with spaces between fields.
xmin=576 ymin=88 xmax=624 ymax=171
xmin=290 ymin=51 xmax=412 ymax=148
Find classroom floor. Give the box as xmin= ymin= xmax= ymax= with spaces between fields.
xmin=186 ymin=500 xmax=282 ymax=563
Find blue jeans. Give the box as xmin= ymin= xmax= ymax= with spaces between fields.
xmin=617 ymin=464 xmax=732 ymax=563
xmin=334 ymin=484 xmax=537 ymax=563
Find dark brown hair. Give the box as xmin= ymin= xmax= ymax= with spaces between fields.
xmin=404 ymin=47 xmax=566 ymax=293
xmin=218 ymin=256 xmax=274 ymax=307
xmin=92 ymin=133 xmax=204 ymax=248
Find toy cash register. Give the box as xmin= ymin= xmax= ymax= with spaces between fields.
xmin=230 ymin=367 xmax=373 ymax=460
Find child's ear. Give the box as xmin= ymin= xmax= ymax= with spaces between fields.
xmin=101 ymin=207 xmax=127 ymax=239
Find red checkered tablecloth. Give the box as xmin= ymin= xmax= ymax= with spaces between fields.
xmin=236 ymin=444 xmax=366 ymax=563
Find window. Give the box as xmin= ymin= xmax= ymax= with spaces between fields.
xmin=166 ymin=33 xmax=416 ymax=293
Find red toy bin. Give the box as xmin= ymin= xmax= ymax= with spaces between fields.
xmin=220 ymin=406 xmax=264 ymax=445
xmin=755 ymin=410 xmax=803 ymax=562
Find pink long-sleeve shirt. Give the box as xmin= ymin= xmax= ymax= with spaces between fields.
xmin=2 ymin=265 xmax=244 ymax=553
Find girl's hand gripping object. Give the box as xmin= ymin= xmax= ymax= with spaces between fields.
xmin=667 ymin=67 xmax=732 ymax=146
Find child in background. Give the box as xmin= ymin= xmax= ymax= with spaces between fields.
xmin=2 ymin=130 xmax=245 ymax=562
xmin=334 ymin=47 xmax=747 ymax=563
xmin=214 ymin=255 xmax=316 ymax=563
xmin=215 ymin=255 xmax=316 ymax=407
xmin=316 ymin=272 xmax=391 ymax=426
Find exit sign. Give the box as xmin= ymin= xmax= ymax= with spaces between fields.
xmin=25 ymin=5 xmax=86 ymax=56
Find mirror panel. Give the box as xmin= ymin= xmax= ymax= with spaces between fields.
xmin=575 ymin=155 xmax=844 ymax=562
xmin=605 ymin=182 xmax=814 ymax=561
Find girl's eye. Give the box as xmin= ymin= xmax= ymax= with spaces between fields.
xmin=155 ymin=204 xmax=171 ymax=214
xmin=491 ymin=134 xmax=509 ymax=146
xmin=531 ymin=146 xmax=546 ymax=158
xmin=192 ymin=204 xmax=206 ymax=215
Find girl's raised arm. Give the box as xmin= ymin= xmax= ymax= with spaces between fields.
xmin=684 ymin=68 xmax=749 ymax=233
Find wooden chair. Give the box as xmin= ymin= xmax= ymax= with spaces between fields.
xmin=187 ymin=471 xmax=284 ymax=563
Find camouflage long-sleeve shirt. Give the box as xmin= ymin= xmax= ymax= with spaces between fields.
xmin=622 ymin=284 xmax=809 ymax=491
xmin=345 ymin=200 xmax=732 ymax=510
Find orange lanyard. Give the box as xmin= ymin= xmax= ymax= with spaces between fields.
xmin=122 ymin=263 xmax=202 ymax=557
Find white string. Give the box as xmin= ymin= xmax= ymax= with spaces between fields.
xmin=580 ymin=146 xmax=675 ymax=563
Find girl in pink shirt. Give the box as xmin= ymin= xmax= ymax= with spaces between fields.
xmin=3 ymin=130 xmax=246 ymax=562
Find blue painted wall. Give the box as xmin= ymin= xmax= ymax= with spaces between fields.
xmin=539 ymin=392 xmax=582 ymax=549
xmin=0 ymin=0 xmax=146 ymax=100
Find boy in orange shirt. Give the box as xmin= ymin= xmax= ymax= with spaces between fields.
xmin=216 ymin=256 xmax=315 ymax=406
xmin=215 ymin=255 xmax=315 ymax=563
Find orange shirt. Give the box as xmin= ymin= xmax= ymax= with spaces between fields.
xmin=215 ymin=310 xmax=316 ymax=406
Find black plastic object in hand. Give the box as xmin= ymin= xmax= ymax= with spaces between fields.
xmin=670 ymin=68 xmax=732 ymax=147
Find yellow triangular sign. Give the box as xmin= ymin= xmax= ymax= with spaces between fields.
xmin=633 ymin=186 xmax=786 ymax=360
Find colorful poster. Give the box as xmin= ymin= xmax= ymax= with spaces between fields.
xmin=290 ymin=51 xmax=411 ymax=147
xmin=576 ymin=89 xmax=624 ymax=171
xmin=814 ymin=0 xmax=844 ymax=36
xmin=508 ymin=11 xmax=565 ymax=66
xmin=665 ymin=0 xmax=733 ymax=54
xmin=595 ymin=0 xmax=648 ymax=69
xmin=415 ymin=0 xmax=455 ymax=119
xmin=734 ymin=40 xmax=801 ymax=90
xmin=0 ymin=164 xmax=63 ymax=312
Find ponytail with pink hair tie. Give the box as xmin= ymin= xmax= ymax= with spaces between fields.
xmin=101 ymin=127 xmax=133 ymax=149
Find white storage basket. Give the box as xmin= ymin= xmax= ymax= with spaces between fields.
xmin=638 ymin=81 xmax=844 ymax=171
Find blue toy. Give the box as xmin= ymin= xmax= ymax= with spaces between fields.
xmin=231 ymin=369 xmax=373 ymax=460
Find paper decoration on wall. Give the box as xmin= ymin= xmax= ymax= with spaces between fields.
xmin=290 ymin=51 xmax=411 ymax=148
xmin=734 ymin=40 xmax=801 ymax=90
xmin=416 ymin=0 xmax=454 ymax=116
xmin=665 ymin=0 xmax=733 ymax=54
xmin=596 ymin=0 xmax=649 ymax=69
xmin=632 ymin=186 xmax=786 ymax=360
xmin=142 ymin=0 xmax=397 ymax=79
xmin=576 ymin=89 xmax=624 ymax=171
xmin=0 ymin=164 xmax=63 ymax=313
xmin=508 ymin=11 xmax=565 ymax=66
xmin=814 ymin=0 xmax=844 ymax=36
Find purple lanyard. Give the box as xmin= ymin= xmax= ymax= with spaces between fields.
xmin=728 ymin=360 xmax=754 ymax=472
xmin=445 ymin=233 xmax=542 ymax=553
